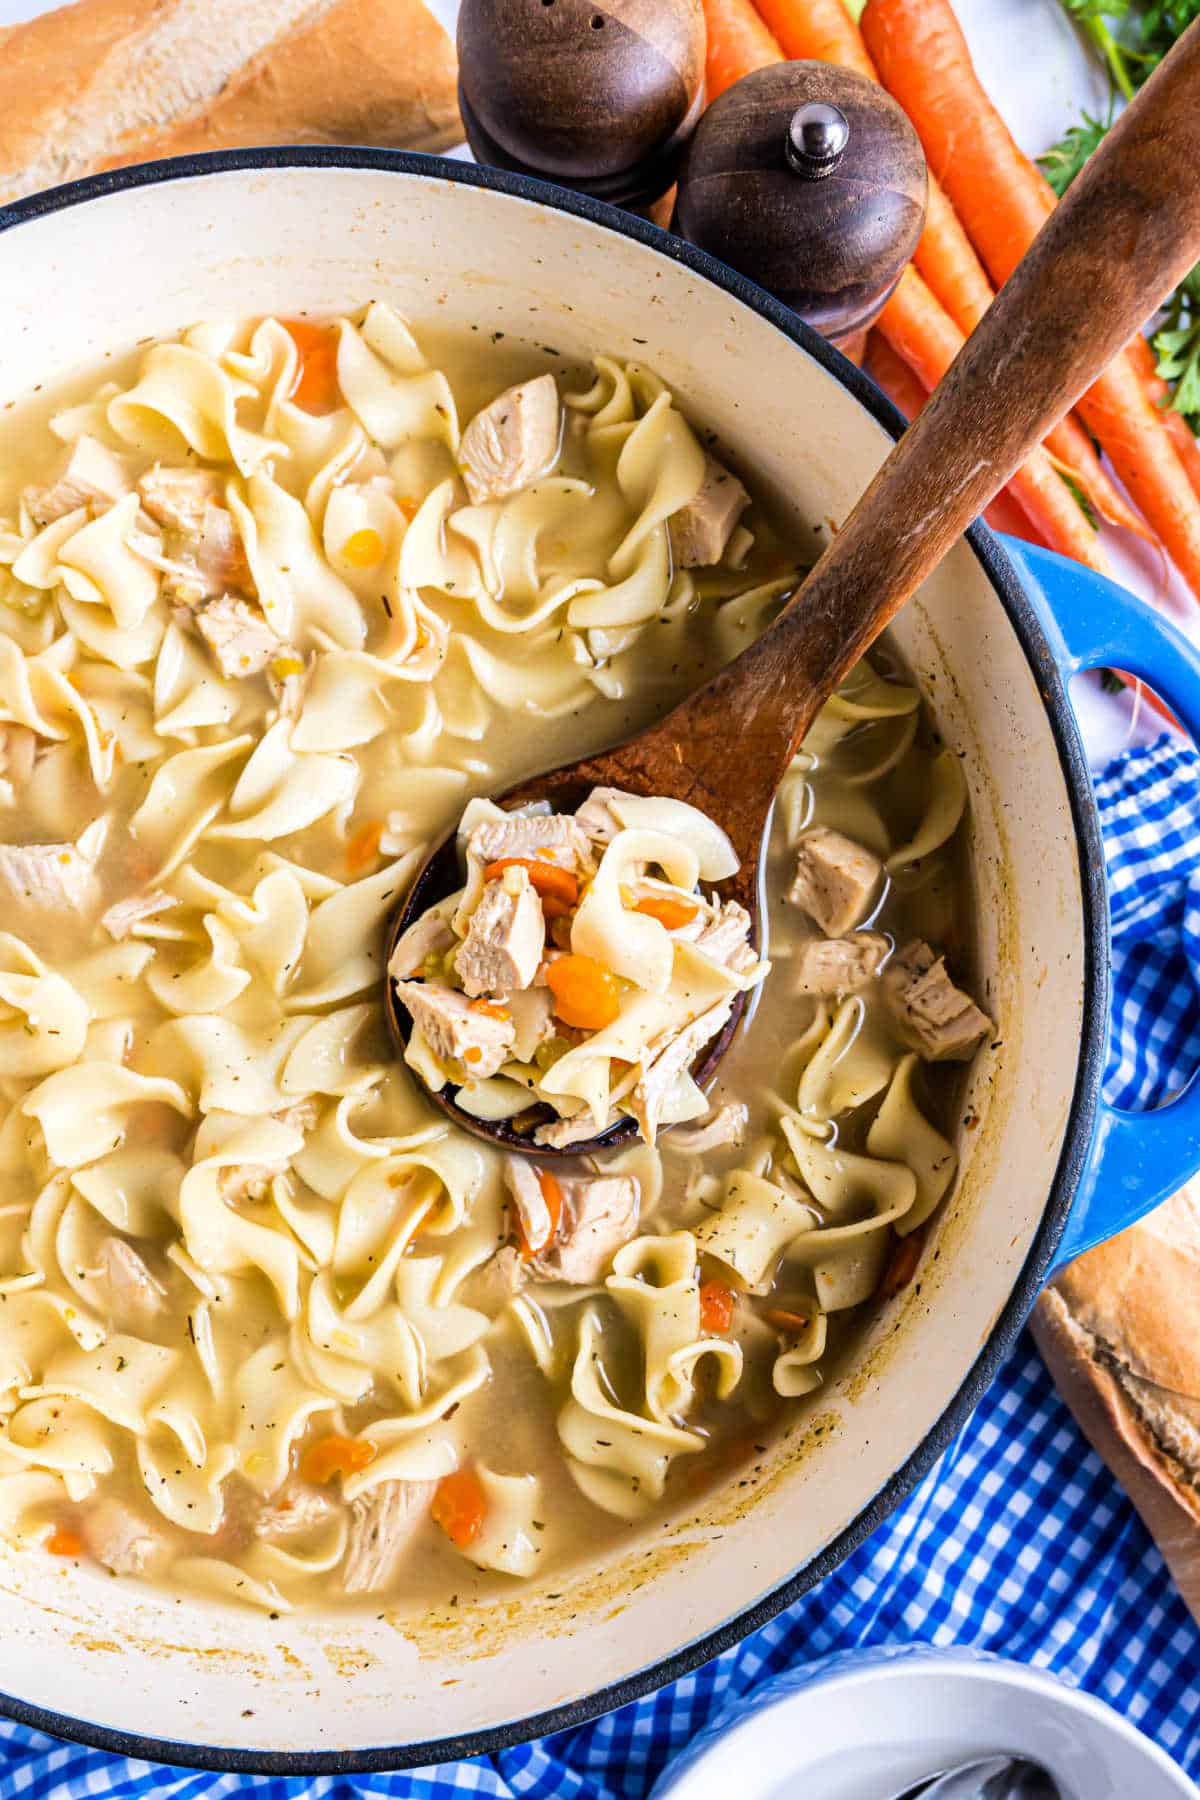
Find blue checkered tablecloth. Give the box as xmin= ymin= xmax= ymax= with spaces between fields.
xmin=3 ymin=733 xmax=1199 ymax=1798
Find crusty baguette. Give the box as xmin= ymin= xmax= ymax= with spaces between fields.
xmin=0 ymin=0 xmax=461 ymax=206
xmin=1031 ymin=1183 xmax=1200 ymax=1622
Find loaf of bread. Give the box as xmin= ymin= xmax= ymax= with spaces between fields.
xmin=1031 ymin=1183 xmax=1200 ymax=1621
xmin=0 ymin=0 xmax=462 ymax=206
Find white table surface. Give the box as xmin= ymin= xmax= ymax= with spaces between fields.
xmin=0 ymin=0 xmax=1182 ymax=763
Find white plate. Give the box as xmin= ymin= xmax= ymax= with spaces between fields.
xmin=652 ymin=1647 xmax=1197 ymax=1800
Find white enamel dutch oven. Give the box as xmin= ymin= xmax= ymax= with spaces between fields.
xmin=1 ymin=150 xmax=1199 ymax=1773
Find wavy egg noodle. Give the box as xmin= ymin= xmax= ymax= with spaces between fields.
xmin=558 ymin=1308 xmax=704 ymax=1520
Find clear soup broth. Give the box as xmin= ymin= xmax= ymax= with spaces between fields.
xmin=0 ymin=309 xmax=988 ymax=1611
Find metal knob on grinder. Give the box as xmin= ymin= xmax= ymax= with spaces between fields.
xmin=674 ymin=62 xmax=928 ymax=340
xmin=786 ymin=100 xmax=851 ymax=178
xmin=456 ymin=0 xmax=707 ymax=211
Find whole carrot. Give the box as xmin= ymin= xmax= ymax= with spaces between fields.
xmin=862 ymin=0 xmax=1200 ymax=602
xmin=878 ymin=267 xmax=1109 ymax=573
xmin=1127 ymin=331 xmax=1200 ymax=504
xmin=702 ymin=0 xmax=782 ymax=98
xmin=1074 ymin=354 xmax=1200 ymax=591
xmin=753 ymin=0 xmax=876 ymax=76
xmin=864 ymin=330 xmax=928 ymax=421
xmin=914 ymin=180 xmax=992 ymax=332
xmin=861 ymin=0 xmax=1055 ymax=288
xmin=1042 ymin=417 xmax=1149 ymax=538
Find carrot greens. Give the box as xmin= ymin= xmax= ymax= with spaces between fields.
xmin=1053 ymin=0 xmax=1200 ymax=94
xmin=1056 ymin=0 xmax=1138 ymax=96
xmin=1152 ymin=270 xmax=1200 ymax=434
xmin=1038 ymin=109 xmax=1111 ymax=196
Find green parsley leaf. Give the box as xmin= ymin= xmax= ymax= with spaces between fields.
xmin=1153 ymin=315 xmax=1200 ymax=429
xmin=1128 ymin=0 xmax=1200 ymax=72
xmin=1038 ymin=111 xmax=1111 ymax=196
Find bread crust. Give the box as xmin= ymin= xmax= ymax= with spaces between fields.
xmin=1032 ymin=1182 xmax=1200 ymax=1624
xmin=0 ymin=0 xmax=461 ymax=205
xmin=1053 ymin=1182 xmax=1200 ymax=1393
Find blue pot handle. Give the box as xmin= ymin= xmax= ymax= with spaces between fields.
xmin=998 ymin=537 xmax=1200 ymax=1273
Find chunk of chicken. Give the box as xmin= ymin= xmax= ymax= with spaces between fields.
xmin=0 ymin=841 xmax=100 ymax=919
xmin=573 ymin=786 xmax=625 ymax=848
xmin=195 ymin=595 xmax=278 ymax=677
xmin=343 ymin=1480 xmax=434 ymax=1594
xmin=466 ymin=1244 xmax=527 ymax=1312
xmin=794 ymin=930 xmax=890 ymax=997
xmin=254 ymin=1482 xmax=335 ymax=1541
xmin=138 ymin=465 xmax=221 ymax=535
xmin=25 ymin=435 xmax=131 ymax=526
xmin=162 ymin=502 xmax=253 ymax=605
xmin=96 ymin=1236 xmax=166 ymax=1327
xmin=532 ymin=1110 xmax=606 ymax=1149
xmin=667 ymin=1101 xmax=748 ymax=1153
xmin=504 ymin=1155 xmax=555 ymax=1254
xmin=81 ymin=1497 xmax=164 ymax=1576
xmin=388 ymin=910 xmax=455 ymax=981
xmin=668 ymin=455 xmax=749 ymax=567
xmin=693 ymin=899 xmax=754 ymax=968
xmin=100 ymin=890 xmax=175 ymax=941
xmin=787 ymin=827 xmax=882 ymax=937
xmin=468 ymin=811 xmax=589 ymax=873
xmin=525 ymin=1171 xmax=640 ymax=1284
xmin=630 ymin=996 xmax=735 ymax=1145
xmin=220 ymin=1160 xmax=286 ymax=1206
xmin=457 ymin=871 xmax=545 ymax=997
xmin=459 ymin=373 xmax=561 ymax=504
xmin=205 ymin=1475 xmax=265 ymax=1558
xmin=273 ymin=1097 xmax=322 ymax=1135
xmin=396 ymin=979 xmax=516 ymax=1079
xmin=882 ymin=939 xmax=993 ymax=1062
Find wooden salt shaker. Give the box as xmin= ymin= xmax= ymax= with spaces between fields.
xmin=673 ymin=62 xmax=928 ymax=341
xmin=456 ymin=0 xmax=707 ymax=212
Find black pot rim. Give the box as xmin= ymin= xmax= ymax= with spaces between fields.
xmin=0 ymin=146 xmax=1108 ymax=1777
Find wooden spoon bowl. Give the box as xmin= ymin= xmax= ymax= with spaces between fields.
xmin=385 ymin=19 xmax=1200 ymax=1156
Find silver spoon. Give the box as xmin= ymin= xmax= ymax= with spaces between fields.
xmin=892 ymin=1755 xmax=1060 ymax=1800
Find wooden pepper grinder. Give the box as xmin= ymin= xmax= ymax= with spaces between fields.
xmin=673 ymin=62 xmax=927 ymax=342
xmin=457 ymin=0 xmax=706 ymax=212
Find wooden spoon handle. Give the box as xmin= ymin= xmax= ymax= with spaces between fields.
xmin=644 ymin=18 xmax=1200 ymax=855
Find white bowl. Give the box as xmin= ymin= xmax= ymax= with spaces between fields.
xmin=652 ymin=1646 xmax=1197 ymax=1800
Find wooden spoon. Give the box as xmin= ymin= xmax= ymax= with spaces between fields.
xmin=386 ymin=19 xmax=1200 ymax=1155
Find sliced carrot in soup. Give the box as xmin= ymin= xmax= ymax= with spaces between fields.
xmin=432 ymin=1468 xmax=487 ymax=1548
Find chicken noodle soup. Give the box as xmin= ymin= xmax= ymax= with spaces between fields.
xmin=0 ymin=308 xmax=990 ymax=1609
xmin=391 ymin=789 xmax=770 ymax=1146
